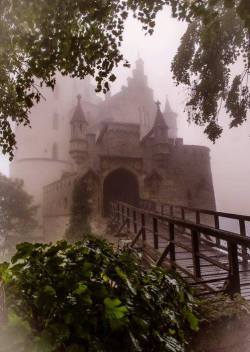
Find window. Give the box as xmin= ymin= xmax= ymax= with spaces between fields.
xmin=52 ymin=143 xmax=58 ymax=160
xmin=53 ymin=114 xmax=59 ymax=130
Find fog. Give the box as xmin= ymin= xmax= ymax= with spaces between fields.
xmin=0 ymin=7 xmax=249 ymax=215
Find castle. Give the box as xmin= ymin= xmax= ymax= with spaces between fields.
xmin=10 ymin=59 xmax=216 ymax=241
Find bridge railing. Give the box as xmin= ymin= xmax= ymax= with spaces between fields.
xmin=0 ymin=280 xmax=7 ymax=324
xmin=111 ymin=201 xmax=250 ymax=297
xmin=139 ymin=199 xmax=250 ymax=265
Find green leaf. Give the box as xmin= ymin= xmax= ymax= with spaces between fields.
xmin=73 ymin=283 xmax=88 ymax=296
xmin=185 ymin=309 xmax=199 ymax=331
xmin=115 ymin=266 xmax=136 ymax=295
xmin=43 ymin=285 xmax=56 ymax=296
xmin=104 ymin=297 xmax=128 ymax=325
xmin=11 ymin=243 xmax=33 ymax=263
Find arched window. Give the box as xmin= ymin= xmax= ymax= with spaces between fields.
xmin=52 ymin=143 xmax=58 ymax=160
xmin=53 ymin=114 xmax=59 ymax=130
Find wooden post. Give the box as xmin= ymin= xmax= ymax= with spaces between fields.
xmin=239 ymin=219 xmax=248 ymax=266
xmin=110 ymin=202 xmax=113 ymax=218
xmin=191 ymin=229 xmax=201 ymax=279
xmin=122 ymin=205 xmax=125 ymax=224
xmin=214 ymin=214 xmax=220 ymax=246
xmin=169 ymin=222 xmax=175 ymax=265
xmin=161 ymin=204 xmax=164 ymax=215
xmin=141 ymin=213 xmax=146 ymax=241
xmin=127 ymin=207 xmax=130 ymax=232
xmin=0 ymin=285 xmax=7 ymax=325
xmin=170 ymin=205 xmax=174 ymax=217
xmin=227 ymin=242 xmax=241 ymax=295
xmin=133 ymin=210 xmax=137 ymax=234
xmin=117 ymin=203 xmax=120 ymax=223
xmin=181 ymin=207 xmax=185 ymax=220
xmin=196 ymin=211 xmax=200 ymax=224
xmin=153 ymin=217 xmax=159 ymax=249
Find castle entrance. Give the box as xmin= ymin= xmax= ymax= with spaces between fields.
xmin=103 ymin=168 xmax=139 ymax=216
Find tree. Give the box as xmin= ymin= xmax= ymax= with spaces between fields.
xmin=65 ymin=177 xmax=92 ymax=242
xmin=171 ymin=1 xmax=250 ymax=141
xmin=0 ymin=173 xmax=37 ymax=256
xmin=0 ymin=0 xmax=250 ymax=159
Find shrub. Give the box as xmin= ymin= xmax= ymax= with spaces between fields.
xmin=0 ymin=237 xmax=199 ymax=352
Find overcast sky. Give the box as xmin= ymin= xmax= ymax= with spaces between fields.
xmin=0 ymin=7 xmax=249 ymax=215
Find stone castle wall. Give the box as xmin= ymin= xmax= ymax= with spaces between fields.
xmin=10 ymin=60 xmax=215 ymax=242
xmin=43 ymin=174 xmax=76 ymax=241
xmin=43 ymin=135 xmax=215 ymax=241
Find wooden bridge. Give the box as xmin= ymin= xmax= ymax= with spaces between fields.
xmin=111 ymin=200 xmax=250 ymax=300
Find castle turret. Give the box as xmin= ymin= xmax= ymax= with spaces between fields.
xmin=131 ymin=58 xmax=148 ymax=87
xmin=69 ymin=95 xmax=88 ymax=165
xmin=152 ymin=102 xmax=169 ymax=163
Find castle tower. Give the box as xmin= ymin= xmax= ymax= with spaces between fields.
xmin=69 ymin=95 xmax=88 ymax=167
xmin=98 ymin=58 xmax=155 ymax=137
xmin=9 ymin=81 xmax=73 ymax=237
xmin=152 ymin=102 xmax=169 ymax=163
xmin=130 ymin=57 xmax=148 ymax=88
xmin=9 ymin=75 xmax=100 ymax=237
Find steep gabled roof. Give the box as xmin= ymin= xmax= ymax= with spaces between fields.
xmin=141 ymin=102 xmax=168 ymax=144
xmin=71 ymin=94 xmax=88 ymax=124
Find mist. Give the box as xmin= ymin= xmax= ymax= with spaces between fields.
xmin=1 ymin=7 xmax=249 ymax=215
xmin=1 ymin=4 xmax=250 ymax=352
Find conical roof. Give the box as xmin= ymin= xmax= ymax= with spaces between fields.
xmin=153 ymin=101 xmax=168 ymax=128
xmin=71 ymin=95 xmax=88 ymax=124
xmin=164 ymin=96 xmax=177 ymax=117
xmin=135 ymin=57 xmax=144 ymax=73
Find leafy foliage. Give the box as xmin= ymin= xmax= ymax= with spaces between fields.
xmin=1 ymin=1 xmax=250 ymax=159
xmin=0 ymin=173 xmax=37 ymax=257
xmin=65 ymin=177 xmax=92 ymax=242
xmin=0 ymin=237 xmax=199 ymax=351
xmin=171 ymin=0 xmax=250 ymax=141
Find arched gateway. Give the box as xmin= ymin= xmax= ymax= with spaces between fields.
xmin=103 ymin=168 xmax=140 ymax=216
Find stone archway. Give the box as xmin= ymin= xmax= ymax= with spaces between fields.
xmin=103 ymin=168 xmax=140 ymax=216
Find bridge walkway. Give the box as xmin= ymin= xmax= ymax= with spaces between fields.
xmin=111 ymin=201 xmax=250 ymax=300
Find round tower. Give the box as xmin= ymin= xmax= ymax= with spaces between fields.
xmin=10 ymin=85 xmax=73 ymax=237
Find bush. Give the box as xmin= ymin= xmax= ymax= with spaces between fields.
xmin=0 ymin=237 xmax=199 ymax=352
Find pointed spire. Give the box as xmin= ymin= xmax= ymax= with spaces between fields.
xmin=71 ymin=95 xmax=88 ymax=124
xmin=135 ymin=57 xmax=144 ymax=73
xmin=164 ymin=96 xmax=176 ymax=116
xmin=164 ymin=96 xmax=172 ymax=113
xmin=154 ymin=101 xmax=167 ymax=128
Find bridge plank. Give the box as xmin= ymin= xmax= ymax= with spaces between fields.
xmin=112 ymin=201 xmax=250 ymax=300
